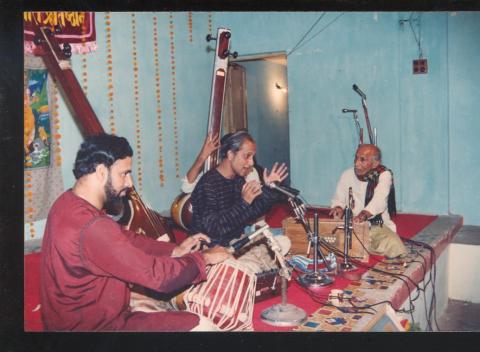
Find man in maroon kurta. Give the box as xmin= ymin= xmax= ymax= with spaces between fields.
xmin=40 ymin=134 xmax=230 ymax=331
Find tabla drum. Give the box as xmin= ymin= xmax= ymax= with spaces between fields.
xmin=172 ymin=258 xmax=257 ymax=331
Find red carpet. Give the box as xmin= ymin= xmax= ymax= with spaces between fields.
xmin=24 ymin=203 xmax=437 ymax=332
xmin=24 ymin=252 xmax=43 ymax=331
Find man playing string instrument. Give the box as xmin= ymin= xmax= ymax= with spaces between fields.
xmin=329 ymin=144 xmax=407 ymax=259
xmin=40 ymin=133 xmax=231 ymax=331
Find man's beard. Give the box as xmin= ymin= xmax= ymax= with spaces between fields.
xmin=104 ymin=173 xmax=127 ymax=210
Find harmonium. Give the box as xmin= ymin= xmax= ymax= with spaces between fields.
xmin=282 ymin=217 xmax=370 ymax=262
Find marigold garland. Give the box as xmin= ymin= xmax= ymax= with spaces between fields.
xmin=187 ymin=12 xmax=193 ymax=43
xmin=105 ymin=12 xmax=116 ymax=134
xmin=153 ymin=15 xmax=166 ymax=187
xmin=80 ymin=18 xmax=88 ymax=95
xmin=24 ymin=167 xmax=36 ymax=239
xmin=23 ymin=75 xmax=36 ymax=219
xmin=51 ymin=81 xmax=63 ymax=168
xmin=131 ymin=13 xmax=143 ymax=191
xmin=208 ymin=12 xmax=213 ymax=37
xmin=169 ymin=13 xmax=180 ymax=178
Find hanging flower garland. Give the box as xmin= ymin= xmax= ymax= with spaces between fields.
xmin=131 ymin=13 xmax=143 ymax=191
xmin=187 ymin=12 xmax=193 ymax=43
xmin=105 ymin=12 xmax=116 ymax=134
xmin=25 ymin=177 xmax=36 ymax=238
xmin=169 ymin=12 xmax=180 ymax=178
xmin=24 ymin=150 xmax=36 ymax=239
xmin=24 ymin=71 xmax=35 ymax=239
xmin=23 ymin=71 xmax=35 ymax=238
xmin=208 ymin=12 xmax=213 ymax=37
xmin=153 ymin=15 xmax=165 ymax=187
xmin=80 ymin=17 xmax=88 ymax=95
xmin=51 ymin=78 xmax=63 ymax=168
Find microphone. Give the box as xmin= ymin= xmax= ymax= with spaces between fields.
xmin=268 ymin=182 xmax=300 ymax=199
xmin=342 ymin=108 xmax=357 ymax=113
xmin=352 ymin=84 xmax=366 ymax=99
xmin=228 ymin=225 xmax=268 ymax=254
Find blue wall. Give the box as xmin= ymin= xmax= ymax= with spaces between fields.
xmin=216 ymin=11 xmax=479 ymax=224
xmin=25 ymin=11 xmax=480 ymax=240
xmin=241 ymin=58 xmax=291 ymax=180
xmin=448 ymin=12 xmax=480 ymax=225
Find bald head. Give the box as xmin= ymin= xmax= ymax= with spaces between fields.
xmin=354 ymin=144 xmax=382 ymax=177
xmin=357 ymin=144 xmax=381 ymax=161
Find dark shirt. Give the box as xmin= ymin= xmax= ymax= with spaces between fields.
xmin=190 ymin=169 xmax=281 ymax=246
xmin=40 ymin=189 xmax=206 ymax=331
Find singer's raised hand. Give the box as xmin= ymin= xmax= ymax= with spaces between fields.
xmin=241 ymin=180 xmax=262 ymax=204
xmin=171 ymin=233 xmax=211 ymax=257
xmin=199 ymin=132 xmax=220 ymax=160
xmin=263 ymin=162 xmax=288 ymax=186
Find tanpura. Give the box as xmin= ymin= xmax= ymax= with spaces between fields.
xmin=171 ymin=28 xmax=237 ymax=231
xmin=31 ymin=20 xmax=173 ymax=242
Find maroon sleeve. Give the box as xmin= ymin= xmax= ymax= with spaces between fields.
xmin=79 ymin=216 xmax=207 ymax=293
xmin=121 ymin=228 xmax=176 ymax=256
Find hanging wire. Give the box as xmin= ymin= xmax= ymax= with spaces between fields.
xmin=287 ymin=12 xmax=326 ymax=56
xmin=408 ymin=12 xmax=423 ymax=58
xmin=289 ymin=13 xmax=345 ymax=56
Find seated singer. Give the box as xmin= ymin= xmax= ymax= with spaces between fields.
xmin=189 ymin=130 xmax=290 ymax=271
xmin=329 ymin=144 xmax=407 ymax=259
xmin=40 ymin=133 xmax=231 ymax=332
xmin=180 ymin=132 xmax=263 ymax=194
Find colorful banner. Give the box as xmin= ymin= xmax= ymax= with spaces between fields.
xmin=24 ymin=55 xmax=65 ymax=224
xmin=24 ymin=69 xmax=51 ymax=169
xmin=24 ymin=11 xmax=97 ymax=54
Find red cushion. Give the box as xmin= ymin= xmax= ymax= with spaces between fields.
xmin=24 ymin=252 xmax=44 ymax=331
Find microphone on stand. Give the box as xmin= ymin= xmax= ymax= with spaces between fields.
xmin=352 ymin=84 xmax=366 ymax=100
xmin=228 ymin=225 xmax=268 ymax=254
xmin=338 ymin=187 xmax=357 ymax=273
xmin=267 ymin=182 xmax=300 ymax=199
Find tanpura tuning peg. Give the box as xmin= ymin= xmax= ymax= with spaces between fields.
xmin=223 ymin=50 xmax=238 ymax=59
xmin=206 ymin=34 xmax=216 ymax=42
xmin=224 ymin=32 xmax=231 ymax=39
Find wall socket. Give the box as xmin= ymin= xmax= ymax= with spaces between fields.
xmin=413 ymin=59 xmax=428 ymax=74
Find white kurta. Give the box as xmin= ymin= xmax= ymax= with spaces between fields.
xmin=330 ymin=167 xmax=397 ymax=232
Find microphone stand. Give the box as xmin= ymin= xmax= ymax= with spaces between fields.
xmin=353 ymin=83 xmax=376 ymax=145
xmin=260 ymin=227 xmax=307 ymax=326
xmin=289 ymin=197 xmax=334 ymax=288
xmin=337 ymin=188 xmax=357 ymax=272
xmin=342 ymin=109 xmax=363 ymax=145
xmin=352 ymin=110 xmax=363 ymax=145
